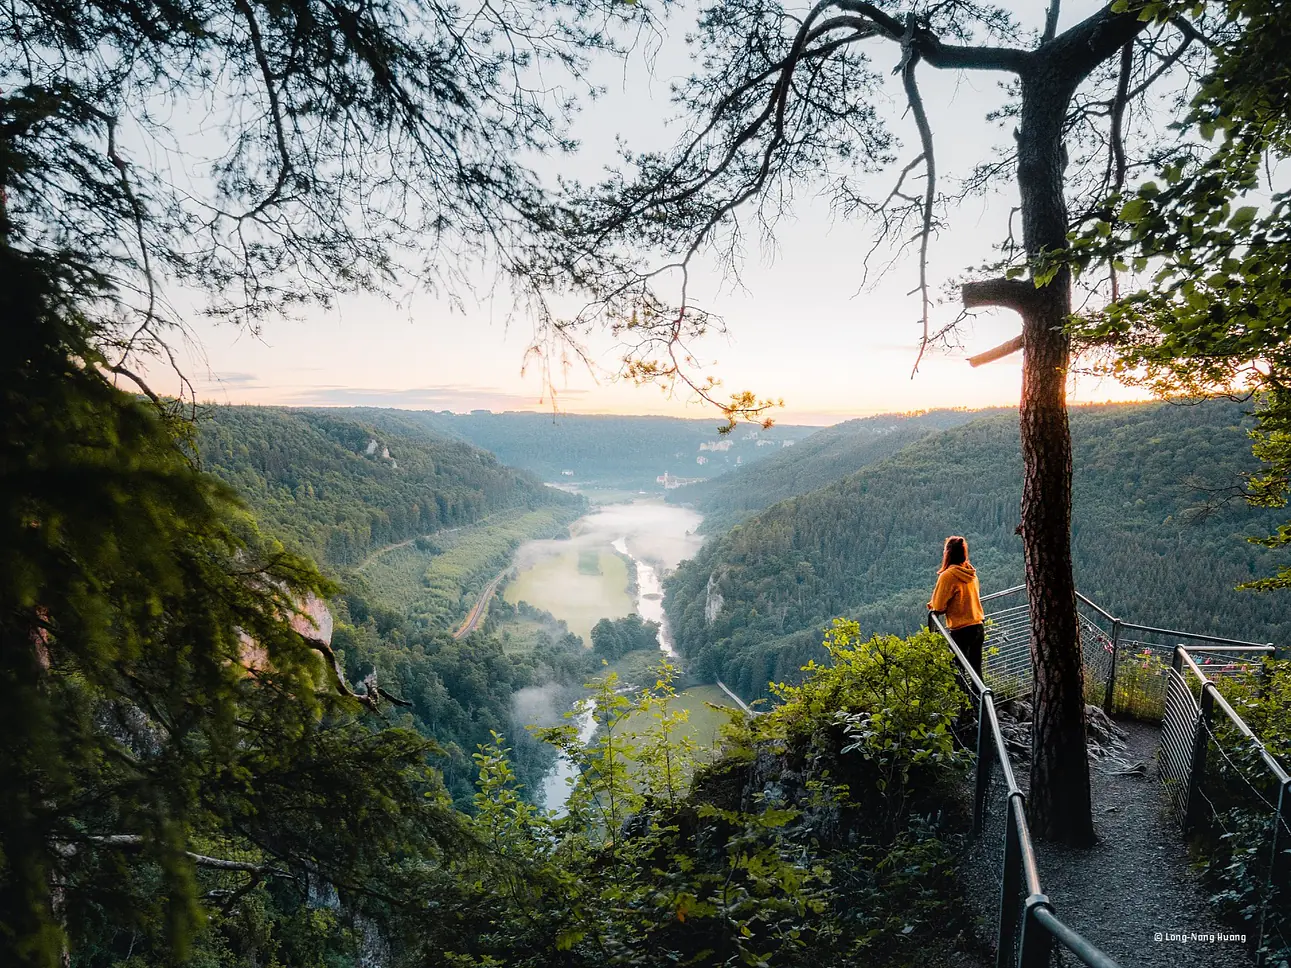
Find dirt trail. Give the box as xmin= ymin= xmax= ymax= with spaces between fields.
xmin=1031 ymin=722 xmax=1251 ymax=968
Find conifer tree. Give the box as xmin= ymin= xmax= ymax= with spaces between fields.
xmin=568 ymin=0 xmax=1228 ymax=844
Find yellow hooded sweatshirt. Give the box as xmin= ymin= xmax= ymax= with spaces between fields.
xmin=928 ymin=562 xmax=984 ymax=630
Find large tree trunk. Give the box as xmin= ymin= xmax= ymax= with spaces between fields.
xmin=1015 ymin=69 xmax=1095 ymax=846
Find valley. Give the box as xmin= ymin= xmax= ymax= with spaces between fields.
xmin=495 ymin=495 xmax=734 ymax=811
xmin=192 ymin=404 xmax=758 ymax=809
xmin=191 ymin=399 xmax=1291 ymax=806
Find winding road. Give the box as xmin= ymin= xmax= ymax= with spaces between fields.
xmin=352 ymin=516 xmax=497 ymax=573
xmin=451 ymin=568 xmax=510 ymax=639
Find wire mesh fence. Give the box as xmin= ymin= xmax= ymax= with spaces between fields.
xmin=943 ymin=588 xmax=1289 ymax=968
xmin=1159 ymin=668 xmax=1199 ymax=827
xmin=980 ymin=586 xmax=1032 ymax=700
xmin=979 ymin=589 xmax=1275 ymax=722
xmin=1161 ymin=648 xmax=1290 ymax=966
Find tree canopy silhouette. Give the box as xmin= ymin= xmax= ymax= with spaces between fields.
xmin=1 ymin=0 xmax=662 ymax=393
xmin=567 ymin=0 xmax=1228 ymax=843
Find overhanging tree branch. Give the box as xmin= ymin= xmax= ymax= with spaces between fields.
xmin=62 ymin=835 xmax=293 ymax=877
xmin=231 ymin=0 xmax=295 ymax=220
xmin=1107 ymin=40 xmax=1133 ymax=300
xmin=303 ymin=635 xmax=412 ymax=711
xmin=1042 ymin=5 xmax=1149 ymax=89
xmin=830 ymin=0 xmax=1031 ymax=72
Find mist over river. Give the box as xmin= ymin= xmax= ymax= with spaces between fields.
xmin=504 ymin=500 xmax=703 ymax=645
xmin=505 ymin=499 xmax=704 ymax=813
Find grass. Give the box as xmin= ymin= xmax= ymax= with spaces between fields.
xmin=619 ymin=684 xmax=738 ymax=761
xmin=496 ymin=614 xmax=576 ymax=656
xmin=356 ymin=507 xmax=577 ymax=627
xmin=504 ymin=548 xmax=632 ymax=643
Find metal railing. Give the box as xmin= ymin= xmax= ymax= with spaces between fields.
xmin=929 ymin=611 xmax=1120 ymax=968
xmin=944 ymin=588 xmax=1287 ymax=966
xmin=1161 ymin=645 xmax=1289 ymax=965
xmin=975 ymin=585 xmax=1274 ymax=720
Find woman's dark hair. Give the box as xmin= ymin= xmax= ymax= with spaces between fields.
xmin=940 ymin=535 xmax=968 ymax=572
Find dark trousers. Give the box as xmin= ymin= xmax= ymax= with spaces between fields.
xmin=950 ymin=623 xmax=985 ymax=681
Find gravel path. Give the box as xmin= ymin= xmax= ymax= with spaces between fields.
xmin=1031 ymin=720 xmax=1252 ymax=968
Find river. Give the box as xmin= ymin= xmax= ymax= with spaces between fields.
xmin=513 ymin=499 xmax=703 ymax=814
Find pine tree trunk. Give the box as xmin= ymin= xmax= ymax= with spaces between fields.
xmin=1015 ymin=69 xmax=1095 ymax=846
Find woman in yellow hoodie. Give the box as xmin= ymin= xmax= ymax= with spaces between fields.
xmin=928 ymin=535 xmax=985 ymax=678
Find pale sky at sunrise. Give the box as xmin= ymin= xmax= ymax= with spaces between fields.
xmin=152 ymin=0 xmax=1152 ymax=426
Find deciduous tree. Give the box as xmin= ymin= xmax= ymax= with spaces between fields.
xmin=1076 ymin=0 xmax=1291 ymax=589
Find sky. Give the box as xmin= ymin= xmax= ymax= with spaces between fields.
xmin=150 ymin=0 xmax=1152 ymax=427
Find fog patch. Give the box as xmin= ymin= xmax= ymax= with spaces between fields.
xmin=511 ymin=501 xmax=703 ymax=575
xmin=512 ymin=683 xmax=566 ymax=730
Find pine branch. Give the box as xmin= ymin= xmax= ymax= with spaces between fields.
xmin=62 ymin=835 xmax=292 ymax=876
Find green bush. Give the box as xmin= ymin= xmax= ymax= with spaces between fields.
xmin=444 ymin=626 xmax=978 ymax=968
xmin=764 ymin=621 xmax=971 ymax=840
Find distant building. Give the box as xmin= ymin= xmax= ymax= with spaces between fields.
xmin=781 ymin=439 xmax=796 ymax=447
xmin=696 ymin=455 xmax=708 ymax=466
xmin=699 ymin=439 xmax=733 ymax=452
xmin=561 ymin=469 xmax=575 ymax=476
xmin=657 ymin=472 xmax=703 ymax=489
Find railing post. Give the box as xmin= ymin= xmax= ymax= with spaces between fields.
xmin=1259 ymin=778 xmax=1291 ymax=964
xmin=1171 ymin=645 xmax=1184 ymax=675
xmin=1184 ymin=684 xmax=1215 ymax=834
xmin=1103 ymin=619 xmax=1121 ymax=715
xmin=974 ymin=691 xmax=994 ymax=836
xmin=996 ymin=793 xmax=1024 ymax=968
xmin=1018 ymin=895 xmax=1054 ymax=968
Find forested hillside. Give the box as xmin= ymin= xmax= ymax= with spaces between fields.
xmin=336 ymin=408 xmax=816 ymax=487
xmin=193 ymin=406 xmax=592 ymax=802
xmin=195 ymin=406 xmax=581 ymax=567
xmin=328 ymin=589 xmax=595 ymax=801
xmin=673 ymin=408 xmax=1009 ymax=532
xmin=666 ymin=401 xmax=1291 ymax=699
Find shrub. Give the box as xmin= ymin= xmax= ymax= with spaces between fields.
xmin=764 ymin=621 xmax=971 ymax=839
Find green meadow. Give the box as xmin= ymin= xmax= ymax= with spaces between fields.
xmin=356 ymin=507 xmax=577 ymax=628
xmin=504 ymin=548 xmax=633 ymax=644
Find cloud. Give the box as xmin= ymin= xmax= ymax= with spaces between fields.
xmin=204 ymin=371 xmax=261 ymax=387
xmin=278 ymin=384 xmax=588 ymax=411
